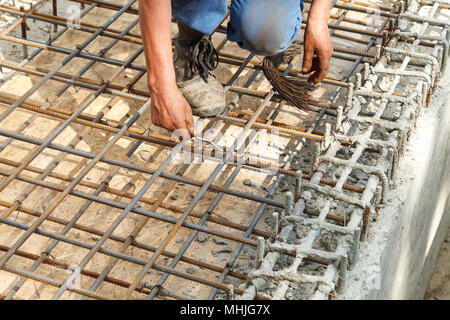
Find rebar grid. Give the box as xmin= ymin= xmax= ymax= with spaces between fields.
xmin=0 ymin=0 xmax=447 ymax=300
xmin=240 ymin=0 xmax=449 ymax=300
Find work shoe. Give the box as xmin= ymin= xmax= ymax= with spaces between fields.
xmin=174 ymin=22 xmax=226 ymax=117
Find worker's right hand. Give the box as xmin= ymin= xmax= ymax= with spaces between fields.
xmin=150 ymin=83 xmax=195 ymax=139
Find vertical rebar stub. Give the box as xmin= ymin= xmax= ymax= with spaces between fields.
xmin=390 ymin=147 xmax=399 ymax=181
xmin=323 ymin=123 xmax=331 ymax=151
xmin=20 ymin=6 xmax=28 ymax=59
xmin=346 ymin=83 xmax=354 ymax=109
xmin=336 ymin=255 xmax=348 ymax=294
xmin=271 ymin=212 xmax=279 ymax=241
xmin=336 ymin=106 xmax=343 ymax=131
xmin=284 ymin=191 xmax=294 ymax=219
xmin=313 ymin=142 xmax=321 ymax=170
xmin=52 ymin=0 xmax=58 ymax=32
xmin=375 ymin=185 xmax=383 ymax=208
xmin=356 ymin=73 xmax=362 ymax=88
xmin=256 ymin=237 xmax=265 ymax=268
xmin=375 ymin=44 xmax=382 ymax=63
xmin=360 ymin=206 xmax=371 ymax=241
xmin=363 ymin=62 xmax=370 ymax=80
xmin=294 ymin=170 xmax=303 ymax=203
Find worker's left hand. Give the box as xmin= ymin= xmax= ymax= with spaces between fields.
xmin=302 ymin=18 xmax=333 ymax=83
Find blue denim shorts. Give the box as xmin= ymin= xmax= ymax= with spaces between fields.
xmin=171 ymin=0 xmax=303 ymax=56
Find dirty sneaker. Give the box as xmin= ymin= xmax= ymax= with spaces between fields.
xmin=174 ymin=23 xmax=226 ymax=117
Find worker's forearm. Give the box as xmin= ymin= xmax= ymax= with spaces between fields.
xmin=307 ymin=0 xmax=332 ymax=22
xmin=139 ymin=0 xmax=176 ymax=93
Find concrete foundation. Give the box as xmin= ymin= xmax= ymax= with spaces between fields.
xmin=343 ymin=64 xmax=450 ymax=300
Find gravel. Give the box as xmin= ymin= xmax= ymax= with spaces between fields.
xmin=212 ymin=237 xmax=229 ymax=245
xmin=196 ymin=232 xmax=208 ymax=243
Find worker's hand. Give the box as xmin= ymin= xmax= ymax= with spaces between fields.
xmin=139 ymin=0 xmax=194 ymax=140
xmin=150 ymin=83 xmax=195 ymax=139
xmin=302 ymin=12 xmax=333 ymax=83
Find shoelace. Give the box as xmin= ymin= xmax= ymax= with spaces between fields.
xmin=187 ymin=35 xmax=219 ymax=83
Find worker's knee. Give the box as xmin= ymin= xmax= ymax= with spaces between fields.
xmin=171 ymin=0 xmax=228 ymax=35
xmin=228 ymin=0 xmax=303 ymax=56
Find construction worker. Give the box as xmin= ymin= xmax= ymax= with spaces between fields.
xmin=139 ymin=0 xmax=333 ymax=137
